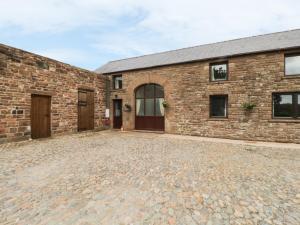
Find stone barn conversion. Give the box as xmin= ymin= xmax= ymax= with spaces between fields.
xmin=0 ymin=44 xmax=105 ymax=143
xmin=97 ymin=29 xmax=300 ymax=143
xmin=1 ymin=29 xmax=300 ymax=143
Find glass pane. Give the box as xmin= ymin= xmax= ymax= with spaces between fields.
xmin=114 ymin=78 xmax=119 ymax=89
xmin=79 ymin=91 xmax=87 ymax=102
xmin=155 ymin=85 xmax=164 ymax=98
xmin=114 ymin=101 xmax=121 ymax=116
xmin=136 ymin=86 xmax=144 ymax=98
xmin=273 ymin=94 xmax=293 ymax=117
xmin=115 ymin=108 xmax=121 ymax=117
xmin=211 ymin=96 xmax=227 ymax=117
xmin=118 ymin=79 xmax=122 ymax=89
xmin=136 ymin=99 xmax=144 ymax=116
xmin=155 ymin=98 xmax=165 ymax=116
xmin=211 ymin=63 xmax=227 ymax=81
xmin=285 ymin=56 xmax=300 ymax=76
xmin=114 ymin=76 xmax=122 ymax=89
xmin=145 ymin=98 xmax=154 ymax=116
xmin=145 ymin=84 xmax=155 ymax=98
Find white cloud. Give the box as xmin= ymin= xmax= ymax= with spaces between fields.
xmin=1 ymin=0 xmax=300 ymax=62
xmin=1 ymin=0 xmax=299 ymax=34
xmin=0 ymin=0 xmax=137 ymax=33
xmin=137 ymin=0 xmax=300 ymax=45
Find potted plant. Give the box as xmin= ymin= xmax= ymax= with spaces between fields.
xmin=124 ymin=103 xmax=132 ymax=112
xmin=242 ymin=102 xmax=256 ymax=111
xmin=162 ymin=100 xmax=169 ymax=108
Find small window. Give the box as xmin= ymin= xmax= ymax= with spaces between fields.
xmin=273 ymin=92 xmax=300 ymax=118
xmin=210 ymin=62 xmax=228 ymax=81
xmin=210 ymin=95 xmax=228 ymax=118
xmin=113 ymin=75 xmax=122 ymax=89
xmin=78 ymin=91 xmax=87 ymax=106
xmin=285 ymin=54 xmax=300 ymax=76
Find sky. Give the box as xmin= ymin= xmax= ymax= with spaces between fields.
xmin=1 ymin=0 xmax=300 ymax=70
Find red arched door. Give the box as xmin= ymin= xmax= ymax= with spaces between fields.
xmin=135 ymin=84 xmax=165 ymax=131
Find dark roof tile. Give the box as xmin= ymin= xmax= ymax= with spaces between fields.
xmin=96 ymin=29 xmax=300 ymax=74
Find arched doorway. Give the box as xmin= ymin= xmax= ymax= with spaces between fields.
xmin=135 ymin=84 xmax=165 ymax=131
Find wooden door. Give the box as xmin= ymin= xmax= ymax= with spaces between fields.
xmin=78 ymin=90 xmax=94 ymax=131
xmin=31 ymin=95 xmax=51 ymax=139
xmin=113 ymin=99 xmax=122 ymax=129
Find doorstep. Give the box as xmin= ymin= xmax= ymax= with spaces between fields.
xmin=132 ymin=130 xmax=165 ymax=134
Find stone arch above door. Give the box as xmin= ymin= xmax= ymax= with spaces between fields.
xmin=119 ymin=71 xmax=173 ymax=132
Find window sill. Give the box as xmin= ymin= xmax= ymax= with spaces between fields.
xmin=208 ymin=118 xmax=228 ymax=121
xmin=282 ymin=75 xmax=300 ymax=79
xmin=209 ymin=80 xmax=229 ymax=83
xmin=269 ymin=119 xmax=300 ymax=123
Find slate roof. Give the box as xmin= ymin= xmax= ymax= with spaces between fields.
xmin=96 ymin=29 xmax=300 ymax=74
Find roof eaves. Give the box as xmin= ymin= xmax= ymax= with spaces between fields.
xmin=98 ymin=45 xmax=300 ymax=75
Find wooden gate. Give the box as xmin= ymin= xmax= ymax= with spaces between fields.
xmin=31 ymin=95 xmax=51 ymax=139
xmin=78 ymin=89 xmax=94 ymax=131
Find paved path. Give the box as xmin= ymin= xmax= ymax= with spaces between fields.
xmin=0 ymin=131 xmax=299 ymax=225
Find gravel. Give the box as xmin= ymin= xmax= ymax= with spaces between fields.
xmin=0 ymin=130 xmax=299 ymax=225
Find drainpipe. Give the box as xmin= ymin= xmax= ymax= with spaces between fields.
xmin=104 ymin=75 xmax=111 ymax=122
xmin=105 ymin=76 xmax=111 ymax=109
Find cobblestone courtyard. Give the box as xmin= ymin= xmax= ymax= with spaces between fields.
xmin=0 ymin=131 xmax=299 ymax=225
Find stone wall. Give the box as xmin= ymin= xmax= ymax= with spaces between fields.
xmin=0 ymin=44 xmax=106 ymax=143
xmin=108 ymin=50 xmax=300 ymax=143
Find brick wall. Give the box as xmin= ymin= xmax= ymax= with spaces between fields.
xmin=109 ymin=50 xmax=300 ymax=143
xmin=0 ymin=44 xmax=106 ymax=143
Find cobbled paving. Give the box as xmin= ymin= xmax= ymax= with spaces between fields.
xmin=0 ymin=131 xmax=299 ymax=225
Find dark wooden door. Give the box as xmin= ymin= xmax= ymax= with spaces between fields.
xmin=135 ymin=84 xmax=165 ymax=131
xmin=31 ymin=95 xmax=51 ymax=139
xmin=78 ymin=90 xmax=94 ymax=131
xmin=113 ymin=99 xmax=122 ymax=129
xmin=135 ymin=116 xmax=165 ymax=131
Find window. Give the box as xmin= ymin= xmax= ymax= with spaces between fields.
xmin=210 ymin=62 xmax=228 ymax=81
xmin=113 ymin=75 xmax=122 ymax=89
xmin=285 ymin=54 xmax=300 ymax=76
xmin=78 ymin=91 xmax=87 ymax=106
xmin=135 ymin=84 xmax=164 ymax=117
xmin=273 ymin=92 xmax=300 ymax=118
xmin=210 ymin=95 xmax=228 ymax=118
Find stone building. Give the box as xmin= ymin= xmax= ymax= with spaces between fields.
xmin=1 ymin=29 xmax=300 ymax=144
xmin=97 ymin=29 xmax=300 ymax=143
xmin=0 ymin=44 xmax=105 ymax=143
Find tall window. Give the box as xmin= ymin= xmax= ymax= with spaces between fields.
xmin=210 ymin=62 xmax=228 ymax=81
xmin=113 ymin=75 xmax=122 ymax=89
xmin=135 ymin=84 xmax=164 ymax=117
xmin=285 ymin=54 xmax=300 ymax=76
xmin=273 ymin=92 xmax=300 ymax=118
xmin=210 ymin=95 xmax=228 ymax=118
